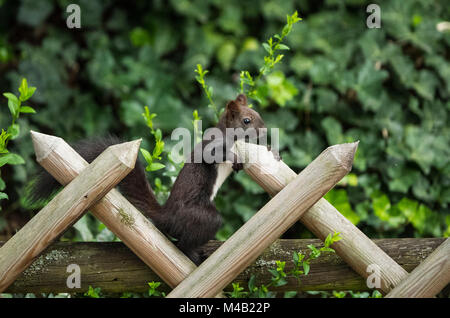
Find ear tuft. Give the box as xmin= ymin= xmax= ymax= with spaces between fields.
xmin=235 ymin=94 xmax=247 ymax=106
xmin=226 ymin=100 xmax=240 ymax=112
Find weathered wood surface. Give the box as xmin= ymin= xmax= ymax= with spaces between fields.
xmin=234 ymin=141 xmax=409 ymax=293
xmin=386 ymin=238 xmax=450 ymax=298
xmin=167 ymin=142 xmax=358 ymax=298
xmin=28 ymin=132 xmax=201 ymax=291
xmin=3 ymin=239 xmax=445 ymax=294
xmin=0 ymin=138 xmax=140 ymax=292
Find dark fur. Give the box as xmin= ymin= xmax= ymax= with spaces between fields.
xmin=28 ymin=94 xmax=268 ymax=264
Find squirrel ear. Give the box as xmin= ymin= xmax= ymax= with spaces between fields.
xmin=226 ymin=100 xmax=240 ymax=120
xmin=226 ymin=100 xmax=240 ymax=113
xmin=235 ymin=94 xmax=247 ymax=106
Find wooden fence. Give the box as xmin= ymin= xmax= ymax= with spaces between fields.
xmin=0 ymin=132 xmax=448 ymax=297
xmin=2 ymin=239 xmax=445 ymax=295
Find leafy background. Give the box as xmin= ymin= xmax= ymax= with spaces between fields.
xmin=0 ymin=0 xmax=449 ymax=271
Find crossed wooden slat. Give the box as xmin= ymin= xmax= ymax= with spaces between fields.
xmin=0 ymin=132 xmax=448 ymax=297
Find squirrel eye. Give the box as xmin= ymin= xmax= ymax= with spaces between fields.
xmin=243 ymin=118 xmax=251 ymax=124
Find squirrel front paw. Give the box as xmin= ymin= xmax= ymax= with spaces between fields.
xmin=232 ymin=162 xmax=244 ymax=171
xmin=267 ymin=146 xmax=282 ymax=161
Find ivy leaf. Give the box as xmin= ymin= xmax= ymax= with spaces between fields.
xmin=324 ymin=189 xmax=360 ymax=225
xmin=371 ymin=190 xmax=406 ymax=227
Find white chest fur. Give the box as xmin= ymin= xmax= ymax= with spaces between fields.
xmin=210 ymin=162 xmax=233 ymax=201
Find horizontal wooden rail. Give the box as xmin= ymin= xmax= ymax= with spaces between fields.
xmin=385 ymin=238 xmax=450 ymax=298
xmin=3 ymin=238 xmax=445 ymax=295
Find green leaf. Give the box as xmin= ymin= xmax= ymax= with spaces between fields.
xmin=262 ymin=42 xmax=271 ymax=54
xmin=3 ymin=92 xmax=19 ymax=103
xmin=277 ymin=44 xmax=290 ymax=50
xmin=371 ymin=191 xmax=406 ymax=228
xmin=0 ymin=153 xmax=25 ymax=167
xmin=154 ymin=129 xmax=162 ymax=141
xmin=20 ymin=106 xmax=36 ymax=114
xmin=0 ymin=177 xmax=5 ymax=191
xmin=320 ymin=247 xmax=336 ymax=253
xmin=147 ymin=162 xmax=165 ymax=172
xmin=274 ymin=278 xmax=287 ymax=287
xmin=268 ymin=268 xmax=279 ymax=278
xmin=248 ymin=275 xmax=256 ymax=292
xmin=7 ymin=124 xmax=20 ymax=140
xmin=302 ymin=261 xmax=310 ymax=275
xmin=292 ymin=251 xmax=299 ymax=265
xmin=0 ymin=140 xmax=10 ymax=154
xmin=324 ymin=233 xmax=332 ymax=247
xmin=84 ymin=286 xmax=101 ymax=298
xmin=216 ymin=41 xmax=236 ymax=70
xmin=4 ymin=92 xmax=20 ymax=116
xmin=0 ymin=192 xmax=8 ymax=200
xmin=18 ymin=78 xmax=28 ymax=101
xmin=324 ymin=189 xmax=360 ymax=225
xmin=139 ymin=148 xmax=152 ymax=164
xmin=7 ymin=100 xmax=17 ymax=117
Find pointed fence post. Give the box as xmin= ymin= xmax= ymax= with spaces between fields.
xmin=0 ymin=139 xmax=140 ymax=292
xmin=28 ymin=131 xmax=224 ymax=297
xmin=167 ymin=142 xmax=357 ymax=298
xmin=232 ymin=141 xmax=409 ymax=293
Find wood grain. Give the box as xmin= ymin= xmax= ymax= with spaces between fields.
xmin=0 ymin=138 xmax=140 ymax=292
xmin=385 ymin=238 xmax=450 ymax=298
xmin=235 ymin=141 xmax=409 ymax=293
xmin=4 ymin=239 xmax=444 ymax=295
xmin=28 ymin=132 xmax=228 ymax=297
xmin=167 ymin=142 xmax=358 ymax=298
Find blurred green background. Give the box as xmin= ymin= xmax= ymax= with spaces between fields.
xmin=0 ymin=0 xmax=449 ymax=246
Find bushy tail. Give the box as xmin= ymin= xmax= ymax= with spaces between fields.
xmin=27 ymin=135 xmax=162 ymax=219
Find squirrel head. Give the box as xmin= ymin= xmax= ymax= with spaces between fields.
xmin=219 ymin=94 xmax=266 ymax=135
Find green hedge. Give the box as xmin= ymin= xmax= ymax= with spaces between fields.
xmin=0 ymin=0 xmax=448 ymax=241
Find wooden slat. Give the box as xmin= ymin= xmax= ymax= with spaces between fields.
xmin=3 ymin=239 xmax=445 ymax=294
xmin=0 ymin=139 xmax=140 ymax=292
xmin=167 ymin=142 xmax=358 ymax=298
xmin=28 ymin=131 xmax=208 ymax=292
xmin=386 ymin=238 xmax=450 ymax=298
xmin=233 ymin=141 xmax=409 ymax=293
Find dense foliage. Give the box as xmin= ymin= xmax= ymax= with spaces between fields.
xmin=0 ymin=0 xmax=449 ymax=247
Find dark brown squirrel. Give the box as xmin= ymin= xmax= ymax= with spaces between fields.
xmin=28 ymin=94 xmax=277 ymax=264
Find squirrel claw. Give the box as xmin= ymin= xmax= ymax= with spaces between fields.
xmin=267 ymin=146 xmax=282 ymax=161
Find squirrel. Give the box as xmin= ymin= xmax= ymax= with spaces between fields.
xmin=28 ymin=94 xmax=278 ymax=264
